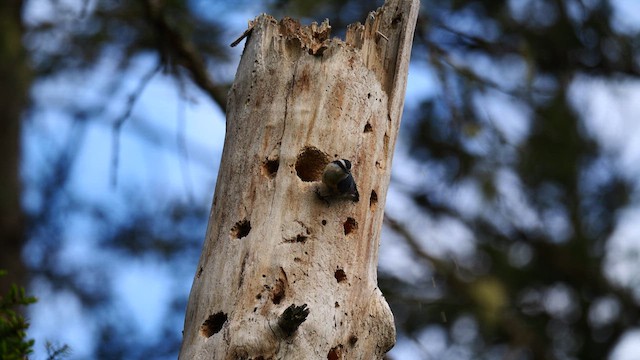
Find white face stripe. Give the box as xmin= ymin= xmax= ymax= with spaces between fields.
xmin=335 ymin=159 xmax=351 ymax=172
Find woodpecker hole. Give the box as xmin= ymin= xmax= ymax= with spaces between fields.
xmin=230 ymin=219 xmax=251 ymax=239
xmin=262 ymin=157 xmax=280 ymax=178
xmin=322 ymin=219 xmax=327 ymax=226
xmin=392 ymin=13 xmax=403 ymax=26
xmin=349 ymin=335 xmax=358 ymax=346
xmin=285 ymin=233 xmax=308 ymax=243
xmin=363 ymin=122 xmax=372 ymax=133
xmin=370 ymin=190 xmax=378 ymax=210
xmin=334 ymin=269 xmax=347 ymax=283
xmin=272 ymin=278 xmax=286 ymax=305
xmin=197 ymin=266 xmax=203 ymax=278
xmin=335 ymin=302 xmax=340 ymax=308
xmin=199 ymin=312 xmax=227 ymax=338
xmin=295 ymin=146 xmax=328 ymax=182
xmin=327 ymin=345 xmax=343 ymax=360
xmin=343 ymin=217 xmax=357 ymax=235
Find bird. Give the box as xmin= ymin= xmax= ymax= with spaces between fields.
xmin=316 ymin=159 xmax=359 ymax=203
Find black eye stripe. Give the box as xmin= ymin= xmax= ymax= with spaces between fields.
xmin=334 ymin=160 xmax=350 ymax=173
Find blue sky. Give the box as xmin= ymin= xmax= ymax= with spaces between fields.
xmin=21 ymin=0 xmax=640 ymax=359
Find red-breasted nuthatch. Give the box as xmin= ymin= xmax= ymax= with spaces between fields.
xmin=317 ymin=159 xmax=360 ymax=203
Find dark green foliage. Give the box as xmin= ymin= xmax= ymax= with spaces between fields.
xmin=0 ymin=270 xmax=36 ymax=360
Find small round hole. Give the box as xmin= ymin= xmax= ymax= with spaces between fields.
xmin=231 ymin=219 xmax=251 ymax=239
xmin=262 ymin=157 xmax=279 ymax=178
xmin=199 ymin=312 xmax=227 ymax=338
xmin=285 ymin=234 xmax=308 ymax=243
xmin=328 ymin=345 xmax=343 ymax=360
xmin=271 ymin=279 xmax=285 ymax=304
xmin=343 ymin=217 xmax=357 ymax=235
xmin=349 ymin=335 xmax=358 ymax=345
xmin=369 ymin=190 xmax=378 ymax=209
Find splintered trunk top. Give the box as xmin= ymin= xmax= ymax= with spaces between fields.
xmin=179 ymin=0 xmax=419 ymax=359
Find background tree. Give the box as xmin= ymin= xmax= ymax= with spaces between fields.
xmin=4 ymin=0 xmax=640 ymax=359
xmin=0 ymin=0 xmax=31 ymax=297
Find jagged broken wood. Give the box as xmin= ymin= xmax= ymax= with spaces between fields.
xmin=179 ymin=0 xmax=419 ymax=359
xmin=277 ymin=303 xmax=310 ymax=337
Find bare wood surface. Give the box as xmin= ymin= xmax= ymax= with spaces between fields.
xmin=179 ymin=0 xmax=419 ymax=358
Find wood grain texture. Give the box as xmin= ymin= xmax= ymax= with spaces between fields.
xmin=179 ymin=1 xmax=419 ymax=358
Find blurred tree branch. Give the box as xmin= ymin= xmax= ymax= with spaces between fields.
xmin=142 ymin=0 xmax=229 ymax=112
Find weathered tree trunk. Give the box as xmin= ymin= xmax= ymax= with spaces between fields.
xmin=179 ymin=0 xmax=419 ymax=358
